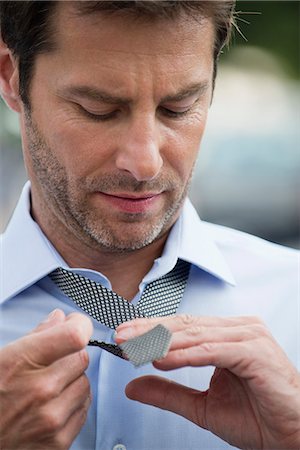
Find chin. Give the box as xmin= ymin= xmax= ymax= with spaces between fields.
xmin=82 ymin=220 xmax=169 ymax=252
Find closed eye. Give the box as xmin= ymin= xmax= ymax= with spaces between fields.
xmin=160 ymin=97 xmax=200 ymax=119
xmin=77 ymin=104 xmax=118 ymax=121
xmin=160 ymin=107 xmax=191 ymax=118
xmin=76 ymin=102 xmax=197 ymax=121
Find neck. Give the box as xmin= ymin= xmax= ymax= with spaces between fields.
xmin=31 ymin=196 xmax=170 ymax=300
xmin=53 ymin=231 xmax=168 ymax=300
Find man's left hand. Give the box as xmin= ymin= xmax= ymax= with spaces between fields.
xmin=115 ymin=315 xmax=300 ymax=450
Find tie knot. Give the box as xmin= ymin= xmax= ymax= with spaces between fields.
xmin=49 ymin=260 xmax=190 ymax=359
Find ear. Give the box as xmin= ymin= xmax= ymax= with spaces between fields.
xmin=0 ymin=38 xmax=22 ymax=113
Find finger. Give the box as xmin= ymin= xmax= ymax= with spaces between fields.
xmin=33 ymin=373 xmax=91 ymax=437
xmin=2 ymin=348 xmax=90 ymax=428
xmin=153 ymin=341 xmax=243 ymax=371
xmin=153 ymin=339 xmax=281 ymax=380
xmin=126 ymin=375 xmax=205 ymax=429
xmin=32 ymin=309 xmax=66 ymax=334
xmin=8 ymin=312 xmax=93 ymax=367
xmin=169 ymin=323 xmax=271 ymax=351
xmin=115 ymin=314 xmax=262 ymax=343
xmin=51 ymin=395 xmax=91 ymax=449
xmin=40 ymin=348 xmax=89 ymax=394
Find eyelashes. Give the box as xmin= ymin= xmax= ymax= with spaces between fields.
xmin=78 ymin=105 xmax=195 ymax=122
xmin=77 ymin=105 xmax=117 ymax=122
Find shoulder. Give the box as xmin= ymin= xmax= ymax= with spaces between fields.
xmin=201 ymin=222 xmax=299 ymax=284
xmin=203 ymin=221 xmax=298 ymax=260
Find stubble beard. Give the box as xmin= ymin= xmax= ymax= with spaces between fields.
xmin=25 ymin=112 xmax=193 ymax=253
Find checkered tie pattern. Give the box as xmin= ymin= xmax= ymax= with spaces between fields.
xmin=49 ymin=259 xmax=190 ymax=360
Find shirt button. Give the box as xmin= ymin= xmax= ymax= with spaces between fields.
xmin=113 ymin=445 xmax=126 ymax=450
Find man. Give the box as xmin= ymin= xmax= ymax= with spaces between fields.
xmin=0 ymin=1 xmax=299 ymax=449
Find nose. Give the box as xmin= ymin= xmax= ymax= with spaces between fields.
xmin=115 ymin=114 xmax=163 ymax=181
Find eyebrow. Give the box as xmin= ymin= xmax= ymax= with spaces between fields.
xmin=58 ymin=81 xmax=209 ymax=105
xmin=162 ymin=82 xmax=209 ymax=103
xmin=58 ymin=86 xmax=130 ymax=105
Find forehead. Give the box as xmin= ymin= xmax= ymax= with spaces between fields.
xmin=53 ymin=2 xmax=214 ymax=57
xmin=37 ymin=2 xmax=215 ymax=99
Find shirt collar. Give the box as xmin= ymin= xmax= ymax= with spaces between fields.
xmin=1 ymin=182 xmax=235 ymax=304
xmin=1 ymin=182 xmax=62 ymax=303
xmin=142 ymin=199 xmax=235 ymax=286
xmin=178 ymin=199 xmax=236 ymax=285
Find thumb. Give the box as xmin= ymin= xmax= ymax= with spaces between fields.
xmin=31 ymin=309 xmax=66 ymax=334
xmin=125 ymin=375 xmax=208 ymax=429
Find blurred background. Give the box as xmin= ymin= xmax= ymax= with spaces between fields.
xmin=1 ymin=1 xmax=299 ymax=248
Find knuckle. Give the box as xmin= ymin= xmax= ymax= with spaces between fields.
xmin=200 ymin=342 xmax=215 ymax=353
xmin=250 ymin=322 xmax=270 ymax=338
xmin=38 ymin=408 xmax=62 ymax=434
xmin=52 ymin=435 xmax=70 ymax=450
xmin=186 ymin=326 xmax=204 ymax=337
xmin=81 ymin=401 xmax=89 ymax=422
xmin=33 ymin=378 xmax=58 ymax=403
xmin=178 ymin=314 xmax=195 ymax=327
xmin=66 ymin=325 xmax=86 ymax=351
xmin=78 ymin=374 xmax=91 ymax=396
xmin=53 ymin=406 xmax=89 ymax=449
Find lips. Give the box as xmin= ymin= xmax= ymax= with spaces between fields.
xmin=96 ymin=191 xmax=162 ymax=213
xmin=105 ymin=192 xmax=158 ymax=200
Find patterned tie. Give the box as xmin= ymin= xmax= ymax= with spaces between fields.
xmin=49 ymin=259 xmax=190 ymax=362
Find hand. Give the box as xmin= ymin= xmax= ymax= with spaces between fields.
xmin=116 ymin=315 xmax=300 ymax=450
xmin=0 ymin=309 xmax=93 ymax=450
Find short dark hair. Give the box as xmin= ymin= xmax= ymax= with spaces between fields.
xmin=0 ymin=1 xmax=235 ymax=106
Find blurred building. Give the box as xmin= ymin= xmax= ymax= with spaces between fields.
xmin=190 ymin=48 xmax=300 ymax=249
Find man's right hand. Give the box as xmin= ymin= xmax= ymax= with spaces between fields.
xmin=0 ymin=309 xmax=93 ymax=450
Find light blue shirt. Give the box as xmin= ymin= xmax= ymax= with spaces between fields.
xmin=1 ymin=182 xmax=299 ymax=450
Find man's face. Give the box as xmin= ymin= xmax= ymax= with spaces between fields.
xmin=21 ymin=3 xmax=214 ymax=252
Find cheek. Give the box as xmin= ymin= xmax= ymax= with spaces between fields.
xmin=164 ymin=116 xmax=207 ymax=182
xmin=45 ymin=118 xmax=115 ymax=177
xmin=29 ymin=81 xmax=114 ymax=178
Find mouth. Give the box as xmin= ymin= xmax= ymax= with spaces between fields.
xmin=95 ymin=191 xmax=163 ymax=214
xmin=104 ymin=192 xmax=160 ymax=200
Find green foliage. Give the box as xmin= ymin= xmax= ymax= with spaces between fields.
xmin=226 ymin=1 xmax=300 ymax=79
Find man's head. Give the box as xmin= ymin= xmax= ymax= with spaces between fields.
xmin=0 ymin=1 xmax=235 ymax=255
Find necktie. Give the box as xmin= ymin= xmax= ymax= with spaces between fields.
xmin=49 ymin=259 xmax=190 ymax=362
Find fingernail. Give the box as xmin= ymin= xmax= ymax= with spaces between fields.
xmin=115 ymin=328 xmax=133 ymax=341
xmin=44 ymin=309 xmax=59 ymax=322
